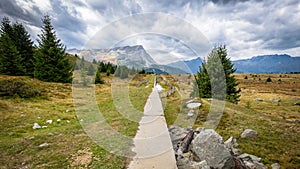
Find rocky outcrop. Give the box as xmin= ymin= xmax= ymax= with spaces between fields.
xmin=190 ymin=129 xmax=235 ymax=169
xmin=169 ymin=125 xmax=268 ymax=169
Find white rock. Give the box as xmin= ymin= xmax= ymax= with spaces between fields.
xmin=42 ymin=126 xmax=48 ymax=129
xmin=66 ymin=120 xmax=70 ymax=123
xmin=33 ymin=123 xmax=41 ymax=129
xmin=187 ymin=110 xmax=194 ymax=117
xmin=66 ymin=109 xmax=70 ymax=113
xmin=271 ymin=163 xmax=281 ymax=169
xmin=39 ymin=143 xmax=49 ymax=147
xmin=255 ymin=98 xmax=263 ymax=102
xmin=57 ymin=119 xmax=61 ymax=122
xmin=46 ymin=120 xmax=53 ymax=124
xmin=187 ymin=102 xmax=201 ymax=109
xmin=241 ymin=129 xmax=258 ymax=138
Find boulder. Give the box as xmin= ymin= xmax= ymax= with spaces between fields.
xmin=241 ymin=129 xmax=258 ymax=138
xmin=190 ymin=129 xmax=235 ymax=169
xmin=177 ymin=158 xmax=210 ymax=169
xmin=169 ymin=125 xmax=190 ymax=151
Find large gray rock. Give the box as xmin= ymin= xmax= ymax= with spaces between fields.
xmin=190 ymin=129 xmax=235 ymax=169
xmin=169 ymin=125 xmax=190 ymax=151
xmin=241 ymin=129 xmax=258 ymax=138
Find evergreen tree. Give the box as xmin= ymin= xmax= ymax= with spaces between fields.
xmin=194 ymin=62 xmax=211 ymax=98
xmin=0 ymin=17 xmax=34 ymax=76
xmin=95 ymin=67 xmax=104 ymax=84
xmin=0 ymin=17 xmax=13 ymax=36
xmin=12 ymin=22 xmax=34 ymax=76
xmin=195 ymin=45 xmax=240 ymax=103
xmin=34 ymin=15 xmax=73 ymax=83
xmin=0 ymin=34 xmax=24 ymax=75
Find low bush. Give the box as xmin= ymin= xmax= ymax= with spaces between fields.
xmin=0 ymin=78 xmax=42 ymax=98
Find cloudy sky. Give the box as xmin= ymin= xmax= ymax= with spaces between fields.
xmin=1 ymin=0 xmax=299 ymax=62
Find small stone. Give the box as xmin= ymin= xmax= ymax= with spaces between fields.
xmin=270 ymin=98 xmax=281 ymax=102
xmin=224 ymin=136 xmax=239 ymax=150
xmin=187 ymin=110 xmax=194 ymax=117
xmin=37 ymin=116 xmax=41 ymax=119
xmin=46 ymin=120 xmax=53 ymax=124
xmin=80 ymin=119 xmax=84 ymax=122
xmin=66 ymin=109 xmax=70 ymax=113
xmin=33 ymin=123 xmax=41 ymax=129
xmin=57 ymin=119 xmax=61 ymax=122
xmin=42 ymin=126 xmax=48 ymax=129
xmin=187 ymin=103 xmax=201 ymax=109
xmin=271 ymin=163 xmax=281 ymax=169
xmin=241 ymin=129 xmax=258 ymax=138
xmin=39 ymin=143 xmax=49 ymax=147
xmin=66 ymin=120 xmax=70 ymax=123
xmin=255 ymin=98 xmax=263 ymax=101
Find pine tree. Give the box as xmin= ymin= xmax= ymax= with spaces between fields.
xmin=195 ymin=45 xmax=240 ymax=103
xmin=0 ymin=33 xmax=24 ymax=75
xmin=195 ymin=62 xmax=211 ymax=98
xmin=11 ymin=22 xmax=34 ymax=76
xmin=0 ymin=17 xmax=13 ymax=36
xmin=34 ymin=15 xmax=73 ymax=83
xmin=95 ymin=67 xmax=104 ymax=84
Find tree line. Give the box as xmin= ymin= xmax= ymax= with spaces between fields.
xmin=0 ymin=15 xmax=73 ymax=83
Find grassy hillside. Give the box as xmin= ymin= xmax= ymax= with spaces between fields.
xmin=0 ymin=74 xmax=153 ymax=168
xmin=160 ymin=73 xmax=300 ymax=168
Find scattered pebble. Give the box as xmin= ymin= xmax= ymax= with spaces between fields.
xmin=57 ymin=119 xmax=61 ymax=122
xmin=39 ymin=143 xmax=49 ymax=147
xmin=33 ymin=123 xmax=41 ymax=129
xmin=255 ymin=98 xmax=263 ymax=102
xmin=46 ymin=120 xmax=53 ymax=124
xmin=66 ymin=109 xmax=70 ymax=113
xmin=42 ymin=126 xmax=48 ymax=129
xmin=80 ymin=119 xmax=84 ymax=122
xmin=66 ymin=120 xmax=70 ymax=123
xmin=187 ymin=110 xmax=194 ymax=117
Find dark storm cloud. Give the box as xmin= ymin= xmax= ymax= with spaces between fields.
xmin=0 ymin=0 xmax=299 ymax=58
xmin=0 ymin=0 xmax=41 ymax=26
xmin=49 ymin=0 xmax=86 ymax=33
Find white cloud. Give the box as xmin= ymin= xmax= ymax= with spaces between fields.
xmin=2 ymin=0 xmax=300 ymax=59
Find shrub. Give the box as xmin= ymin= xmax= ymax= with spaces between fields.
xmin=0 ymin=78 xmax=42 ymax=98
xmin=266 ymin=77 xmax=272 ymax=82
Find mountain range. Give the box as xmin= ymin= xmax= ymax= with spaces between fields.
xmin=167 ymin=54 xmax=300 ymax=74
xmin=232 ymin=54 xmax=300 ymax=73
xmin=68 ymin=46 xmax=300 ymax=74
